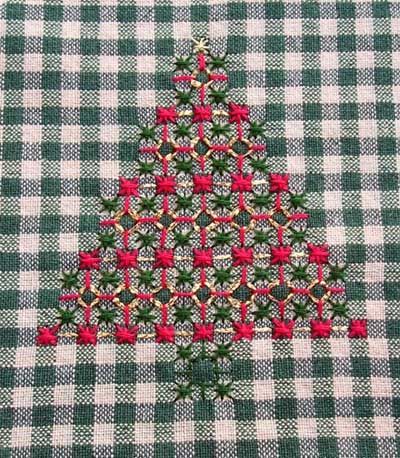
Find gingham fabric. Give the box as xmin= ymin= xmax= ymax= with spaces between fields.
xmin=0 ymin=1 xmax=399 ymax=457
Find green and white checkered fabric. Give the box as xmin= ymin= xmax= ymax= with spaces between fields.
xmin=1 ymin=1 xmax=399 ymax=456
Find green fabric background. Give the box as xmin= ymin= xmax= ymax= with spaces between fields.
xmin=1 ymin=1 xmax=399 ymax=456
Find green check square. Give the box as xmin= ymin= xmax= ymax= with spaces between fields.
xmin=2 ymin=178 xmax=21 ymax=196
xmin=191 ymin=5 xmax=209 ymax=22
xmin=3 ymin=141 xmax=18 ymax=163
xmin=32 ymin=405 xmax=55 ymax=427
xmin=336 ymin=3 xmax=355 ymax=18
xmin=3 ymin=107 xmax=23 ymax=125
xmin=118 ymin=39 xmax=137 ymax=56
xmin=267 ymin=104 xmax=285 ymax=121
xmin=375 ymin=67 xmax=393 ymax=85
xmin=340 ymin=103 xmax=358 ymax=120
xmin=339 ymin=68 xmax=357 ymax=86
xmin=81 ymin=5 xmax=100 ymax=22
xmin=6 ymin=3 xmax=25 ymax=19
xmin=43 ymin=37 xmax=62 ymax=54
xmin=4 ymin=71 xmax=24 ymax=89
xmin=44 ymin=5 xmax=63 ymax=21
xmin=266 ymin=2 xmax=285 ymax=19
xmin=42 ymin=142 xmax=61 ymax=160
xmin=354 ymin=397 xmax=374 ymax=417
xmin=228 ymin=3 xmax=247 ymax=20
xmin=351 ymin=356 xmax=371 ymax=378
xmin=5 ymin=36 xmax=24 ymax=54
xmin=80 ymin=107 xmax=100 ymax=126
xmin=278 ymin=439 xmax=300 ymax=458
xmin=117 ymin=5 xmax=136 ymax=22
xmin=302 ymin=35 xmax=320 ymax=53
xmin=373 ymin=2 xmax=390 ymax=17
xmin=314 ymin=396 xmax=335 ymax=418
xmin=81 ymin=39 xmax=100 ymax=56
xmin=303 ymin=69 xmax=321 ymax=86
xmin=267 ymin=35 xmax=285 ymax=53
xmin=39 ymin=252 xmax=60 ymax=271
xmin=42 ymin=107 xmax=61 ymax=125
xmin=338 ymin=35 xmax=356 ymax=52
xmin=80 ymin=72 xmax=100 ymax=90
xmin=155 ymin=5 xmax=173 ymax=22
xmin=275 ymin=397 xmax=297 ymax=419
xmin=42 ymin=71 xmax=61 ymax=90
xmin=304 ymin=103 xmax=322 ymax=120
xmin=74 ymin=404 xmax=95 ymax=425
xmin=41 ymin=177 xmax=61 ymax=196
xmin=341 ymin=137 xmax=360 ymax=155
xmin=302 ymin=3 xmax=320 ymax=18
xmin=374 ymin=34 xmax=392 ymax=51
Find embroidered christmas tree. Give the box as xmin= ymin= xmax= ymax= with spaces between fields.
xmin=38 ymin=38 xmax=366 ymax=398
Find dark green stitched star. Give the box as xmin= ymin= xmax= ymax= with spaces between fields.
xmin=248 ymin=121 xmax=266 ymax=139
xmin=290 ymin=192 xmax=307 ymax=209
xmin=214 ymin=268 xmax=232 ymax=285
xmin=210 ymin=89 xmax=227 ymax=104
xmin=138 ymin=161 xmax=156 ymax=175
xmin=253 ymin=304 xmax=272 ymax=321
xmin=211 ymin=123 xmax=231 ymax=138
xmin=98 ymin=308 xmax=117 ymax=325
xmin=253 ymin=230 xmax=270 ymax=245
xmin=175 ymin=56 xmax=192 ymax=71
xmin=139 ymin=126 xmax=156 ymax=141
xmin=252 ymin=193 xmax=272 ymax=209
xmin=100 ymin=270 xmax=120 ymax=289
xmin=293 ymin=302 xmax=309 ymax=319
xmin=212 ymin=343 xmax=232 ymax=360
xmin=176 ymin=195 xmax=193 ymax=210
xmin=291 ymin=265 xmax=310 ymax=282
xmin=212 ymin=230 xmax=232 ymax=246
xmin=213 ymin=306 xmax=232 ymax=323
xmin=174 ymin=230 xmax=192 ymax=247
xmin=214 ymin=383 xmax=233 ymax=400
xmin=138 ymin=270 xmax=154 ymax=288
xmin=175 ymin=123 xmax=192 ymax=139
xmin=290 ymin=229 xmax=307 ymax=244
xmin=61 ymin=271 xmax=79 ymax=289
xmin=254 ymin=267 xmax=271 ymax=282
xmin=210 ymin=55 xmax=226 ymax=70
xmin=211 ymin=157 xmax=230 ymax=174
xmin=327 ymin=264 xmax=346 ymax=282
xmin=175 ymin=383 xmax=193 ymax=401
xmin=176 ymin=90 xmax=192 ymax=105
xmin=175 ymin=344 xmax=193 ymax=361
xmin=98 ymin=232 xmax=116 ymax=249
xmin=175 ymin=158 xmax=193 ymax=174
xmin=174 ymin=306 xmax=193 ymax=324
xmin=212 ymin=194 xmax=231 ymax=210
xmin=176 ymin=269 xmax=194 ymax=286
xmin=331 ymin=302 xmax=348 ymax=318
xmin=136 ymin=307 xmax=156 ymax=324
xmin=101 ymin=197 xmax=119 ymax=213
xmin=250 ymin=158 xmax=268 ymax=173
xmin=136 ymin=232 xmax=156 ymax=248
xmin=139 ymin=197 xmax=157 ymax=212
xmin=57 ymin=308 xmax=76 ymax=326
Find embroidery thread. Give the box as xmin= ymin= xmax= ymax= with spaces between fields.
xmin=38 ymin=38 xmax=367 ymax=399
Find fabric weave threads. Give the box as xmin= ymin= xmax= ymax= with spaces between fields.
xmin=38 ymin=39 xmax=365 ymax=399
xmin=1 ymin=1 xmax=399 ymax=456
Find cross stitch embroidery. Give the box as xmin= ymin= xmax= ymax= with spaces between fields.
xmin=37 ymin=38 xmax=367 ymax=398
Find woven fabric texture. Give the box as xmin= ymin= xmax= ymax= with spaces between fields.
xmin=0 ymin=1 xmax=399 ymax=457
